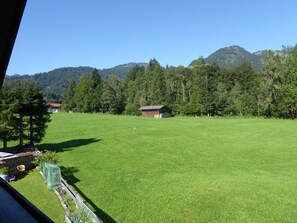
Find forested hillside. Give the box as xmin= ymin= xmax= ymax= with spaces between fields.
xmin=62 ymin=45 xmax=297 ymax=119
xmin=6 ymin=46 xmax=286 ymax=105
xmin=7 ymin=63 xmax=147 ymax=102
xmin=191 ymin=46 xmax=284 ymax=72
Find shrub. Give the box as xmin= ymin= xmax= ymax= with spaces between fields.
xmin=64 ymin=194 xmax=76 ymax=212
xmin=125 ymin=103 xmax=140 ymax=116
xmin=0 ymin=167 xmax=9 ymax=175
xmin=32 ymin=150 xmax=58 ymax=171
xmin=67 ymin=206 xmax=92 ymax=223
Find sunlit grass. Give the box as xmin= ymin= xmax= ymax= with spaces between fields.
xmin=38 ymin=113 xmax=297 ymax=223
xmin=11 ymin=169 xmax=65 ymax=223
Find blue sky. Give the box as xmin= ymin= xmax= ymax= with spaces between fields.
xmin=7 ymin=0 xmax=297 ymax=75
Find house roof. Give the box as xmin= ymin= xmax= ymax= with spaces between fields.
xmin=49 ymin=103 xmax=61 ymax=108
xmin=139 ymin=105 xmax=168 ymax=111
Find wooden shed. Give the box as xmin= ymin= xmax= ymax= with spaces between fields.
xmin=139 ymin=105 xmax=171 ymax=118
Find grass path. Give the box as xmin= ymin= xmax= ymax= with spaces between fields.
xmin=11 ymin=169 xmax=65 ymax=223
xmin=38 ymin=113 xmax=297 ymax=222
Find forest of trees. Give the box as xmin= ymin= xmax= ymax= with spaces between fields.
xmin=0 ymin=81 xmax=50 ymax=149
xmin=1 ymin=44 xmax=296 ymax=149
xmin=1 ymin=46 xmax=296 ymax=148
xmin=63 ymin=45 xmax=297 ymax=119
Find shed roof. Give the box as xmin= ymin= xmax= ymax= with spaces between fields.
xmin=49 ymin=103 xmax=61 ymax=108
xmin=139 ymin=105 xmax=168 ymax=111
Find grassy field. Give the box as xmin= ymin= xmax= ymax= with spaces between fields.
xmin=36 ymin=113 xmax=297 ymax=223
xmin=11 ymin=169 xmax=65 ymax=222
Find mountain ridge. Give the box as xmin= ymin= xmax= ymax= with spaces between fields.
xmin=6 ymin=45 xmax=284 ymax=102
xmin=190 ymin=45 xmax=283 ymax=71
xmin=7 ymin=63 xmax=148 ymax=102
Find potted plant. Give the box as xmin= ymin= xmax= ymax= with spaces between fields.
xmin=0 ymin=167 xmax=9 ymax=181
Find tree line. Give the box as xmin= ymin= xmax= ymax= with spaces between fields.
xmin=2 ymin=46 xmax=295 ymax=149
xmin=0 ymin=81 xmax=50 ymax=149
xmin=63 ymin=45 xmax=297 ymax=119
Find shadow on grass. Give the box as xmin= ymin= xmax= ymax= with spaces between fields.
xmin=60 ymin=166 xmax=80 ymax=184
xmin=71 ymin=183 xmax=117 ymax=223
xmin=15 ymin=171 xmax=29 ymax=181
xmin=38 ymin=138 xmax=101 ymax=153
xmin=60 ymin=166 xmax=117 ymax=223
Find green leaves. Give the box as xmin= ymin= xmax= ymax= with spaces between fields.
xmin=32 ymin=150 xmax=58 ymax=168
xmin=57 ymin=46 xmax=297 ymax=119
xmin=0 ymin=79 xmax=50 ymax=147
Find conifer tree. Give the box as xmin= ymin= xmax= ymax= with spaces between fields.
xmin=64 ymin=80 xmax=77 ymax=112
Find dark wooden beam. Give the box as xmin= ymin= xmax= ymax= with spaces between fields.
xmin=0 ymin=0 xmax=27 ymax=88
xmin=0 ymin=177 xmax=54 ymax=222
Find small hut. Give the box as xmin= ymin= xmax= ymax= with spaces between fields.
xmin=139 ymin=105 xmax=171 ymax=118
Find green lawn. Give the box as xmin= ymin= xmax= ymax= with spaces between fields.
xmin=37 ymin=113 xmax=297 ymax=223
xmin=11 ymin=169 xmax=65 ymax=223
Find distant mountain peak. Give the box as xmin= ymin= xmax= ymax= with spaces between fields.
xmin=190 ymin=45 xmax=282 ymax=72
xmin=226 ymin=45 xmax=245 ymax=50
xmin=211 ymin=45 xmax=251 ymax=56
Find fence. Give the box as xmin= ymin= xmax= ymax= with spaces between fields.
xmin=60 ymin=178 xmax=102 ymax=223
